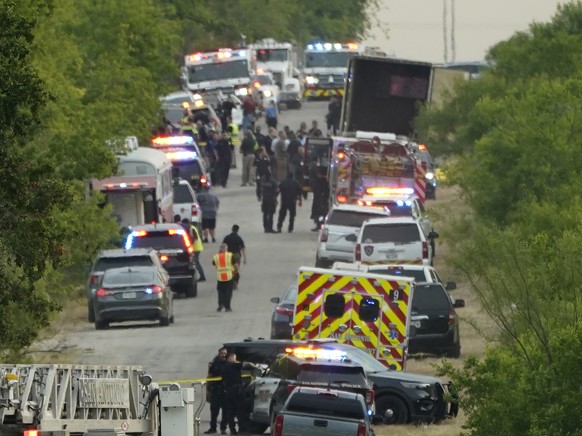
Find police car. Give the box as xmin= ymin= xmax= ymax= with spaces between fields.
xmin=246 ymin=347 xmax=375 ymax=434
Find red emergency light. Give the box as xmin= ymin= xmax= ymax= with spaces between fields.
xmin=337 ymin=151 xmax=346 ymax=160
xmin=418 ymin=144 xmax=427 ymax=151
xmin=366 ymin=187 xmax=414 ymax=197
xmin=337 ymin=195 xmax=348 ymax=203
xmin=24 ymin=430 xmax=39 ymax=436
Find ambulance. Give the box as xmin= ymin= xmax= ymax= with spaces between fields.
xmin=293 ymin=267 xmax=414 ymax=370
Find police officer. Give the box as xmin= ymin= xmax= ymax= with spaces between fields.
xmin=204 ymin=347 xmax=228 ymax=435
xmin=260 ymin=172 xmax=279 ymax=233
xmin=253 ymin=147 xmax=271 ymax=201
xmin=227 ymin=116 xmax=240 ymax=169
xmin=277 ymin=172 xmax=302 ymax=233
xmin=180 ymin=107 xmax=196 ymax=139
xmin=212 ymin=244 xmax=238 ymax=312
xmin=222 ymin=352 xmax=260 ymax=435
xmin=189 ymin=221 xmax=206 ymax=282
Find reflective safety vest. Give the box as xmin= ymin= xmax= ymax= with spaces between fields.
xmin=213 ymin=252 xmax=234 ymax=282
xmin=228 ymin=123 xmax=241 ymax=146
xmin=191 ymin=225 xmax=203 ymax=252
xmin=182 ymin=116 xmax=194 ymax=132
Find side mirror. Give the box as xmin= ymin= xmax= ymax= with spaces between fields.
xmin=446 ymin=282 xmax=457 ymax=291
xmin=371 ymin=414 xmax=384 ymax=425
xmin=453 ymin=299 xmax=465 ymax=308
xmin=270 ymin=297 xmax=281 ymax=304
xmin=428 ymin=231 xmax=440 ymax=239
xmin=345 ymin=234 xmax=357 ymax=242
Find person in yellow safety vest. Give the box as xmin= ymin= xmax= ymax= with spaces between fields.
xmin=180 ymin=107 xmax=197 ymax=139
xmin=190 ymin=224 xmax=206 ymax=282
xmin=226 ymin=116 xmax=240 ymax=169
xmin=212 ymin=244 xmax=238 ymax=312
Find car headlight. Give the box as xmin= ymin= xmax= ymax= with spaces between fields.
xmin=305 ymin=75 xmax=319 ymax=85
xmin=235 ymin=87 xmax=248 ymax=96
xmin=425 ymin=172 xmax=434 ymax=180
xmin=263 ymin=90 xmax=272 ymax=98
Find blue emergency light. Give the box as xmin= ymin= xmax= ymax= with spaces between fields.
xmin=166 ymin=150 xmax=197 ymax=161
xmin=152 ymin=136 xmax=194 ymax=147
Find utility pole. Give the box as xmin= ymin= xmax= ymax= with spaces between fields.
xmin=442 ymin=0 xmax=456 ymax=63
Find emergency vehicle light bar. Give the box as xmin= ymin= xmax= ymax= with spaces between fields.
xmin=105 ymin=182 xmax=150 ymax=189
xmin=287 ymin=347 xmax=347 ymax=361
xmin=152 ymin=136 xmax=194 ymax=146
xmin=306 ymin=42 xmax=359 ymax=51
xmin=366 ymin=187 xmax=414 ymax=197
xmin=188 ymin=49 xmax=247 ymax=63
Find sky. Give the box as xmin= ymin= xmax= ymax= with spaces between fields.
xmin=362 ymin=0 xmax=568 ymax=63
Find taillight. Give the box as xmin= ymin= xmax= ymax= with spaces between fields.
xmin=95 ymin=288 xmax=108 ymax=297
xmin=146 ymin=285 xmax=163 ymax=295
xmin=320 ymin=228 xmax=328 ymax=242
xmin=357 ymin=422 xmax=366 ymax=436
xmin=275 ymin=307 xmax=293 ymax=316
xmin=287 ymin=384 xmax=298 ymax=394
xmin=422 ymin=241 xmax=428 ymax=259
xmin=355 ymin=244 xmax=361 ymax=261
xmin=191 ymin=205 xmax=198 ymax=216
xmin=273 ymin=414 xmax=284 ymax=436
xmin=200 ymin=176 xmax=207 ymax=185
xmin=365 ymin=389 xmax=374 ymax=405
xmin=337 ymin=195 xmax=348 ymax=203
xmin=160 ymin=255 xmax=169 ymax=263
xmin=448 ymin=309 xmax=456 ymax=325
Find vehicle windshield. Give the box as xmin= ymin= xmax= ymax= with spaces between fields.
xmin=162 ymin=94 xmax=191 ymax=105
xmin=188 ymin=60 xmax=249 ymax=83
xmin=256 ymin=48 xmax=288 ymax=62
xmin=361 ymin=223 xmax=420 ymax=243
xmin=413 ymin=284 xmax=451 ymax=311
xmin=94 ymin=256 xmax=153 ymax=272
xmin=282 ymin=285 xmax=298 ymax=303
xmin=298 ymin=365 xmax=366 ymax=386
xmin=305 ymin=52 xmax=354 ymax=68
xmin=164 ymin=107 xmax=183 ymax=125
xmin=327 ymin=210 xmax=385 ymax=227
xmin=255 ymin=75 xmax=273 ymax=85
xmin=130 ymin=232 xmax=185 ymax=250
xmin=102 ymin=269 xmax=155 ymax=287
xmin=173 ymin=184 xmax=194 ymax=203
xmin=172 ymin=160 xmax=203 ymax=182
xmin=332 ymin=347 xmax=387 ymax=373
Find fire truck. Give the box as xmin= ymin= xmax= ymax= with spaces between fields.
xmin=292 ymin=267 xmax=414 ymax=371
xmin=302 ymin=42 xmax=364 ymax=99
xmin=0 ymin=364 xmax=210 ymax=436
xmin=180 ymin=47 xmax=255 ymax=99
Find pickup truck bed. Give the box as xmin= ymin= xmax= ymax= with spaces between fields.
xmin=273 ymin=387 xmax=374 ymax=436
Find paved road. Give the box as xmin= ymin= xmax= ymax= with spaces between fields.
xmin=63 ymin=101 xmax=328 ymax=392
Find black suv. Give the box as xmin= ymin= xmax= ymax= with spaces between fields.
xmin=223 ymin=339 xmax=457 ymax=425
xmin=125 ymin=223 xmax=198 ymax=297
xmin=409 ymin=282 xmax=464 ymax=358
xmin=246 ymin=351 xmax=375 ymax=433
xmin=86 ymin=248 xmax=167 ymax=322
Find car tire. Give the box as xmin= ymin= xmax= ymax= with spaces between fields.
xmin=94 ymin=318 xmax=108 ymax=330
xmin=88 ymin=300 xmax=95 ymax=323
xmin=248 ymin=422 xmax=269 ymax=435
xmin=159 ymin=314 xmax=170 ymax=327
xmin=446 ymin=342 xmax=461 ymax=358
xmin=376 ymin=395 xmax=408 ymax=425
xmin=186 ymin=279 xmax=198 ymax=298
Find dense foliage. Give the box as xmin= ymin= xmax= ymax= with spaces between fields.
xmin=0 ymin=0 xmax=378 ymax=357
xmin=417 ymin=2 xmax=582 ymax=433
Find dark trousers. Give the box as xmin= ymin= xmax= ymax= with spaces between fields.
xmin=277 ymin=202 xmax=297 ymax=231
xmin=224 ymin=384 xmax=247 ymax=432
xmin=217 ymin=280 xmax=234 ymax=309
xmin=194 ymin=252 xmax=205 ymax=280
xmin=218 ymin=159 xmax=231 ymax=187
xmin=209 ymin=388 xmax=226 ymax=431
xmin=266 ymin=117 xmax=277 ymax=129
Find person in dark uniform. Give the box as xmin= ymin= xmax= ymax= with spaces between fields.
xmin=216 ymin=131 xmax=233 ymax=187
xmin=309 ymin=156 xmax=322 ymax=231
xmin=253 ymin=147 xmax=271 ymax=201
xmin=223 ymin=224 xmax=246 ymax=289
xmin=222 ymin=352 xmax=260 ymax=435
xmin=311 ymin=173 xmax=330 ymax=231
xmin=204 ymin=347 xmax=228 ymax=435
xmin=260 ymin=172 xmax=279 ymax=233
xmin=277 ymin=172 xmax=302 ymax=233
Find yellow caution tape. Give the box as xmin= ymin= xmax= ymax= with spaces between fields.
xmin=157 ymin=374 xmax=252 ymax=385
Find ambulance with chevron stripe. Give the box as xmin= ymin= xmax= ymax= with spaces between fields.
xmin=293 ymin=267 xmax=414 ymax=371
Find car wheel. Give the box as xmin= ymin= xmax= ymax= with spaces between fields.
xmin=94 ymin=318 xmax=108 ymax=330
xmin=446 ymin=342 xmax=461 ymax=358
xmin=88 ymin=300 xmax=95 ymax=323
xmin=248 ymin=421 xmax=269 ymax=435
xmin=186 ymin=279 xmax=198 ymax=298
xmin=159 ymin=314 xmax=170 ymax=327
xmin=376 ymin=395 xmax=408 ymax=425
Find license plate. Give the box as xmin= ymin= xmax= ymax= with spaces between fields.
xmin=123 ymin=292 xmax=137 ymax=299
xmin=385 ymin=251 xmax=398 ymax=259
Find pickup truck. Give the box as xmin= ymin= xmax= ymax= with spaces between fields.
xmin=272 ymin=386 xmax=376 ymax=436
